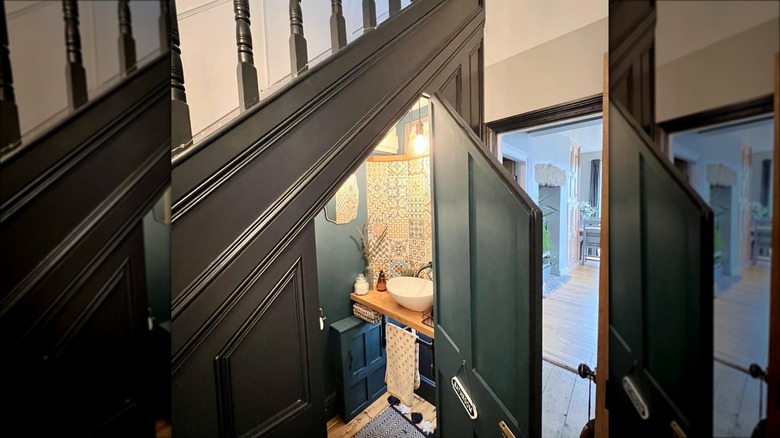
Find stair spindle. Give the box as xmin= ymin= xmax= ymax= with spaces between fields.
xmin=0 ymin=1 xmax=21 ymax=148
xmin=289 ymin=0 xmax=308 ymax=77
xmin=361 ymin=0 xmax=376 ymax=34
xmin=118 ymin=0 xmax=137 ymax=76
xmin=62 ymin=0 xmax=87 ymax=110
xmin=159 ymin=0 xmax=171 ymax=51
xmin=330 ymin=0 xmax=346 ymax=53
xmin=234 ymin=0 xmax=259 ymax=111
xmin=171 ymin=0 xmax=192 ymax=148
xmin=389 ymin=0 xmax=401 ymax=18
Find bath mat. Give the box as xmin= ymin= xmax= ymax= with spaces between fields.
xmin=543 ymin=274 xmax=571 ymax=298
xmin=351 ymin=405 xmax=432 ymax=438
xmin=714 ymin=274 xmax=742 ymax=298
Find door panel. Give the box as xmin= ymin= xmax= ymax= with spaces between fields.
xmin=172 ymin=223 xmax=324 ymax=438
xmin=609 ymin=0 xmax=656 ymax=140
xmin=0 ymin=54 xmax=169 ymax=436
xmin=431 ymin=94 xmax=542 ymax=437
xmin=609 ymin=100 xmax=713 ymax=437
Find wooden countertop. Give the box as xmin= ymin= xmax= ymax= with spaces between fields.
xmin=350 ymin=290 xmax=435 ymax=339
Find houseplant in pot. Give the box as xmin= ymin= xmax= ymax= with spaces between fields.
xmin=356 ymin=222 xmax=387 ymax=289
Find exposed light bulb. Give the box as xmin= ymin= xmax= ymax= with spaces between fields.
xmin=413 ymin=134 xmax=428 ymax=154
xmin=412 ymin=120 xmax=427 ymax=154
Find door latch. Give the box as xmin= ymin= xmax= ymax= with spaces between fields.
xmin=499 ymin=420 xmax=516 ymax=438
xmin=319 ymin=308 xmax=326 ymax=331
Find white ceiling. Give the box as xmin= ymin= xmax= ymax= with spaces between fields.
xmin=560 ymin=122 xmax=603 ymax=153
xmin=504 ymin=116 xmax=603 ymax=153
xmin=484 ymin=0 xmax=607 ymax=67
xmin=674 ymin=117 xmax=775 ymax=153
xmin=656 ymin=1 xmax=780 ymax=66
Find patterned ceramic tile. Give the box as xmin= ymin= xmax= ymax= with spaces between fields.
xmin=391 ymin=239 xmax=408 ymax=258
xmin=408 ymin=157 xmax=425 ymax=176
xmin=408 ymin=175 xmax=429 ymax=198
xmin=386 ymin=197 xmax=409 ymax=219
xmin=388 ymin=219 xmax=409 ymax=240
xmin=388 ymin=259 xmax=411 ymax=277
xmin=388 ymin=160 xmax=407 ymax=176
xmin=406 ymin=197 xmax=427 ymax=219
xmin=409 ymin=219 xmax=425 ymax=240
xmin=367 ymin=158 xmax=432 ymax=278
xmin=386 ymin=176 xmax=408 ymax=198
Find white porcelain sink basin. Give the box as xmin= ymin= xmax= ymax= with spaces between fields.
xmin=386 ymin=277 xmax=433 ymax=312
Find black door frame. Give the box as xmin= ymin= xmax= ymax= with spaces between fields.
xmin=485 ymin=94 xmax=603 ymax=159
xmin=656 ymin=94 xmax=774 ymax=157
xmin=657 ymin=93 xmax=775 ymax=378
xmin=484 ymin=93 xmax=604 ymax=370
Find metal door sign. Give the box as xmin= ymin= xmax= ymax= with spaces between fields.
xmin=451 ymin=376 xmax=478 ymax=420
xmin=622 ymin=376 xmax=650 ymax=420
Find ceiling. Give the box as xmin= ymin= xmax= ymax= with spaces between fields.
xmin=673 ymin=116 xmax=775 ymax=153
xmin=508 ymin=116 xmax=603 ymax=153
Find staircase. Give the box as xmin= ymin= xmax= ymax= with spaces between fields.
xmin=170 ymin=0 xmax=485 ymax=435
xmin=0 ymin=1 xmax=170 ymax=436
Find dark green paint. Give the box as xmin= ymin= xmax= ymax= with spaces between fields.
xmin=609 ymin=100 xmax=713 ymax=437
xmin=314 ymin=163 xmax=369 ymax=403
xmin=431 ymin=94 xmax=542 ymax=438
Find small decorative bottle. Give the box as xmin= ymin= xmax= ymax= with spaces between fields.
xmin=376 ymin=270 xmax=387 ymax=291
xmin=354 ymin=273 xmax=369 ymax=295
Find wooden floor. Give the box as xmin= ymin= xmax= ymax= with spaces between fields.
xmin=714 ymin=360 xmax=768 ymax=437
xmin=713 ymin=261 xmax=771 ymax=437
xmin=541 ymin=264 xmax=599 ymax=437
xmin=714 ymin=261 xmax=771 ymax=368
xmin=543 ymin=263 xmax=600 ymax=371
xmin=327 ymin=393 xmax=436 ymax=437
xmin=326 ymin=365 xmax=594 ymax=438
xmin=542 ymin=361 xmax=598 ymax=438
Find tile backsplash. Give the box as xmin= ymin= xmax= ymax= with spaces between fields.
xmin=366 ymin=156 xmax=432 ymax=283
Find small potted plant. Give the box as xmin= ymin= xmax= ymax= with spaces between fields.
xmin=579 ymin=201 xmax=598 ymax=219
xmin=542 ymin=223 xmax=553 ymax=276
xmin=356 ymin=222 xmax=387 ymax=289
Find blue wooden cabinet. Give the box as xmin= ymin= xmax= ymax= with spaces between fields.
xmin=331 ymin=316 xmax=387 ymax=423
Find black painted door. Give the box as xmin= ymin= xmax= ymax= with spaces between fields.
xmin=430 ymin=94 xmax=543 ymax=437
xmin=608 ymin=100 xmax=713 ymax=437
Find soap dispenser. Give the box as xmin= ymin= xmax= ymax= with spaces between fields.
xmin=376 ymin=270 xmax=387 ymax=291
xmin=354 ymin=273 xmax=369 ymax=295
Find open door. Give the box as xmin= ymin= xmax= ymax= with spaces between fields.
xmin=430 ymin=94 xmax=543 ymax=437
xmin=767 ymin=51 xmax=780 ymax=438
xmin=608 ymin=99 xmax=713 ymax=437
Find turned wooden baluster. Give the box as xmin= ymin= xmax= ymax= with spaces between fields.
xmin=118 ymin=0 xmax=137 ymax=76
xmin=389 ymin=0 xmax=401 ymax=18
xmin=159 ymin=0 xmax=171 ymax=51
xmin=330 ymin=0 xmax=346 ymax=53
xmin=171 ymin=0 xmax=192 ymax=148
xmin=289 ymin=0 xmax=308 ymax=77
xmin=234 ymin=0 xmax=258 ymax=111
xmin=63 ymin=0 xmax=87 ymax=110
xmin=0 ymin=1 xmax=20 ymax=148
xmin=362 ymin=0 xmax=376 ymax=34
